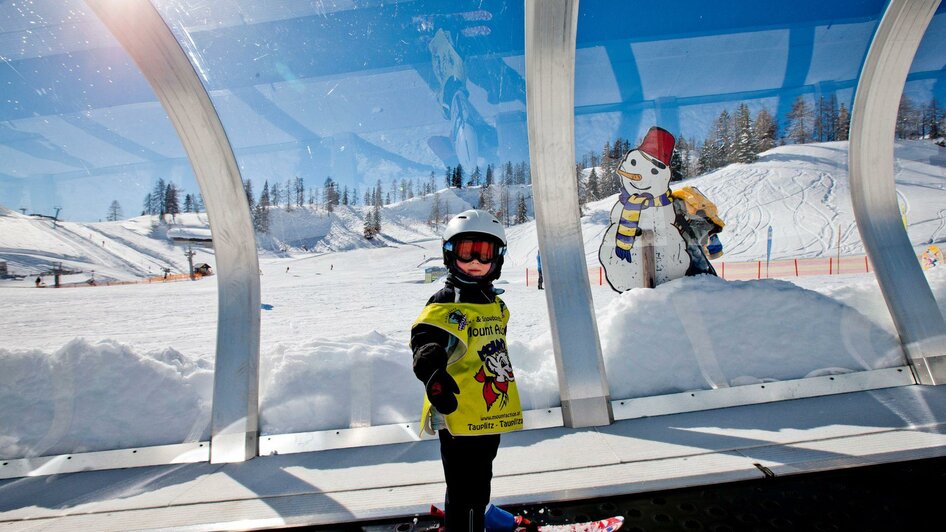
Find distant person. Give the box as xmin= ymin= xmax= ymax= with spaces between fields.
xmin=410 ymin=209 xmax=525 ymax=531
xmin=34 ymin=276 xmax=42 ymax=287
xmin=536 ymin=252 xmax=544 ymax=290
xmin=330 ymin=264 xmax=333 ymax=271
xmin=286 ymin=266 xmax=290 ymax=274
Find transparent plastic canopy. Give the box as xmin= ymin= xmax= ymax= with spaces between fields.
xmin=2 ymin=0 xmax=945 ymax=462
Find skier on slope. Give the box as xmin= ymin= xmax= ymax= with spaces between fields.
xmin=410 ymin=209 xmax=530 ymax=531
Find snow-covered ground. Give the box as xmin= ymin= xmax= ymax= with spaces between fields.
xmin=1 ymin=141 xmax=945 ymax=460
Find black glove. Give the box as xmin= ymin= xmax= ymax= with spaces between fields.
xmin=426 ymin=368 xmax=460 ymax=415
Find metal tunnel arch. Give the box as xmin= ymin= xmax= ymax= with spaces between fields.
xmin=849 ymin=0 xmax=946 ymax=385
xmin=87 ymin=0 xmax=261 ymax=463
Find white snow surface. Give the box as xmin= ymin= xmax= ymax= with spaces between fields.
xmin=1 ymin=141 xmax=945 ymax=459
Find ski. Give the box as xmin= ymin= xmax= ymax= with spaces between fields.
xmin=530 ymin=515 xmax=624 ymax=532
xmin=428 ymin=505 xmax=623 ymax=532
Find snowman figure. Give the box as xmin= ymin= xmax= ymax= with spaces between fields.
xmin=598 ymin=126 xmax=691 ymax=292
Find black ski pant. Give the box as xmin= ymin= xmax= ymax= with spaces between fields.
xmin=439 ymin=430 xmax=501 ymax=531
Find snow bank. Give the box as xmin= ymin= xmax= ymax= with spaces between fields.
xmin=0 ymin=339 xmax=212 ymax=459
xmin=258 ymin=330 xmax=418 ymax=433
xmin=0 ymin=269 xmax=915 ymax=454
xmin=257 ymin=272 xmax=905 ymax=433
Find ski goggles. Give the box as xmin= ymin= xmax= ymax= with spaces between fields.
xmin=446 ymin=238 xmax=506 ymax=263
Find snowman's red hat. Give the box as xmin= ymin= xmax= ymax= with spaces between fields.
xmin=638 ymin=127 xmax=675 ymax=166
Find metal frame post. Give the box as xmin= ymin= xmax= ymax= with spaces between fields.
xmin=525 ymin=0 xmax=612 ymax=427
xmin=849 ymin=0 xmax=946 ymax=384
xmin=87 ymin=0 xmax=262 ymax=461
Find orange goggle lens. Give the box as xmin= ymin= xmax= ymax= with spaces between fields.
xmin=450 ymin=239 xmax=504 ymax=263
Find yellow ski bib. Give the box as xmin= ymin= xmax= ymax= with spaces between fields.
xmin=414 ymin=297 xmax=523 ymax=436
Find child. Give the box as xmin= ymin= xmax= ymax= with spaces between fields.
xmin=411 ymin=209 xmax=524 ymax=531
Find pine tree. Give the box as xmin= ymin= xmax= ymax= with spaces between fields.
xmin=498 ymin=183 xmax=511 ymax=226
xmin=468 ymin=166 xmax=482 ymax=187
xmin=142 ymin=193 xmax=153 ymax=217
xmin=825 ymin=94 xmax=839 ymax=141
xmin=429 ymin=192 xmax=443 ymax=227
xmin=928 ymin=99 xmax=942 ymax=139
xmin=753 ymin=108 xmax=778 ymax=154
xmin=587 ymin=167 xmax=600 ymax=201
xmin=896 ymin=95 xmax=921 ymax=139
xmin=478 ymin=178 xmax=494 ymax=212
xmin=292 ymin=177 xmax=303 ymax=207
xmin=732 ymin=103 xmax=756 ymax=164
xmin=577 ymin=163 xmax=589 ymax=210
xmin=813 ymin=96 xmax=827 ymax=142
xmin=696 ymin=138 xmax=715 ymax=175
xmin=106 ymin=200 xmax=123 ymax=221
xmin=679 ymin=137 xmax=694 ymax=179
xmin=372 ymin=181 xmax=383 ymax=235
xmin=254 ymin=181 xmax=271 ymax=233
xmin=787 ymin=96 xmax=814 ymax=144
xmin=243 ymin=179 xmax=255 ymax=217
xmin=835 ymin=103 xmax=851 ymax=141
xmin=152 ymin=178 xmax=167 ymax=216
xmin=669 ymin=147 xmax=685 ymax=181
xmin=600 ymin=141 xmax=615 ymax=196
xmin=363 ymin=209 xmax=376 ymax=239
xmin=164 ymin=183 xmax=181 ymax=216
xmin=270 ymin=181 xmax=282 ymax=207
xmin=515 ymin=193 xmax=528 ymax=224
xmin=323 ymin=177 xmax=340 ymax=212
xmin=502 ymin=161 xmax=513 ymax=186
xmin=454 ymin=164 xmax=464 ymax=188
xmin=715 ymin=109 xmax=734 ymax=165
xmin=485 ymin=164 xmax=494 ymax=187
xmin=513 ymin=162 xmax=526 ymax=185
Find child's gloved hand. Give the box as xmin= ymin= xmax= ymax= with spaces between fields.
xmin=426 ymin=368 xmax=460 ymax=414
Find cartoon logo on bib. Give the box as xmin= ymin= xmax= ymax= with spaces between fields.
xmin=447 ymin=309 xmax=468 ymax=331
xmin=474 ymin=338 xmax=514 ymax=410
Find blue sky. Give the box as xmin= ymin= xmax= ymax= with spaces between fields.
xmin=0 ymin=0 xmax=943 ymax=221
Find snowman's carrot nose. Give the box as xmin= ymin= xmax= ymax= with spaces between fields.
xmin=617 ymin=168 xmax=642 ymax=181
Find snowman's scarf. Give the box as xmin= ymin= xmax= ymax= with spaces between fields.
xmin=614 ymin=189 xmax=672 ymax=262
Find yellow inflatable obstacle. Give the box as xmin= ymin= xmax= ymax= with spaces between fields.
xmin=671 ymin=186 xmax=725 ymax=260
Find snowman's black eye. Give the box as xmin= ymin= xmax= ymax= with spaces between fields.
xmin=630 ymin=159 xmax=637 ymax=166
xmin=651 ymin=168 xmax=659 ymax=175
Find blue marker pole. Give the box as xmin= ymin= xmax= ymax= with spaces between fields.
xmin=766 ymin=225 xmax=773 ymax=278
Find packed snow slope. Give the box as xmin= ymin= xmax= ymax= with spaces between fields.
xmin=5 ymin=141 xmax=944 ymax=282
xmin=0 ymin=210 xmax=216 ymax=282
xmin=1 ymin=141 xmax=945 ymax=459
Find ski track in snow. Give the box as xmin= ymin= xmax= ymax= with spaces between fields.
xmin=932 ymin=208 xmax=946 ymax=244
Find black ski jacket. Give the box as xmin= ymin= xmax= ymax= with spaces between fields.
xmin=410 ymin=275 xmax=500 ymax=384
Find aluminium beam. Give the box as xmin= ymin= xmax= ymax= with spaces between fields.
xmin=525 ymin=0 xmax=613 ymax=427
xmin=87 ymin=0 xmax=261 ymax=461
xmin=849 ymin=0 xmax=946 ymax=384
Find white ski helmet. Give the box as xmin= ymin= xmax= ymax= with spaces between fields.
xmin=442 ymin=209 xmax=507 ymax=245
xmin=442 ymin=209 xmax=507 ymax=283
